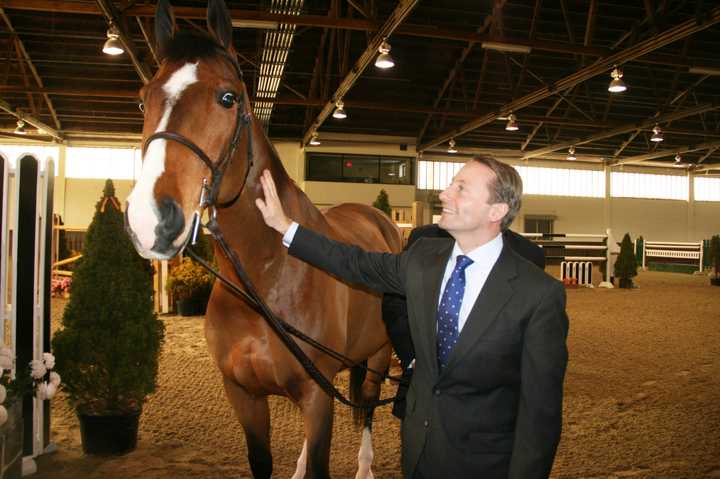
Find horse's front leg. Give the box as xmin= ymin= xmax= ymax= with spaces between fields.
xmin=296 ymin=382 xmax=334 ymax=479
xmin=223 ymin=377 xmax=273 ymax=479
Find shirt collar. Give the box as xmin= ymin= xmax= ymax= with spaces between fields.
xmin=449 ymin=232 xmax=504 ymax=270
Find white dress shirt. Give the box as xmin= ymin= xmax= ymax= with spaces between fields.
xmin=282 ymin=221 xmax=504 ymax=332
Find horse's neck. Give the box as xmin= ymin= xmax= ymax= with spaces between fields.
xmin=215 ymin=123 xmax=327 ymax=273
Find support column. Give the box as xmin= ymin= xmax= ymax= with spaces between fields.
xmin=687 ymin=170 xmax=695 ymax=241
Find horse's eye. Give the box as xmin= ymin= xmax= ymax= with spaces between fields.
xmin=138 ymin=101 xmax=145 ymax=113
xmin=219 ymin=92 xmax=236 ymax=109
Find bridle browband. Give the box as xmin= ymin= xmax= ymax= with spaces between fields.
xmin=142 ymin=49 xmax=253 ymax=217
xmin=142 ymin=45 xmax=403 ymax=410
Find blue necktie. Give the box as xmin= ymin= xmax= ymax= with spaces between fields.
xmin=437 ymin=255 xmax=474 ymax=369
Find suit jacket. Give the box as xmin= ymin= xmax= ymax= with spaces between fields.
xmin=289 ymin=225 xmax=568 ymax=479
xmin=383 ymin=224 xmax=545 ymax=418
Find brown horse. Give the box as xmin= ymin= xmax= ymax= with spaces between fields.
xmin=124 ymin=0 xmax=401 ymax=478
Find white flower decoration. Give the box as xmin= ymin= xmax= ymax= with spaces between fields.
xmin=49 ymin=372 xmax=61 ymax=386
xmin=0 ymin=405 xmax=6 ymax=426
xmin=42 ymin=353 xmax=55 ymax=370
xmin=44 ymin=383 xmax=57 ymax=400
xmin=36 ymin=382 xmax=48 ymax=401
xmin=0 ymin=355 xmax=11 ymax=371
xmin=29 ymin=359 xmax=47 ymax=379
xmin=0 ymin=384 xmax=6 ymax=403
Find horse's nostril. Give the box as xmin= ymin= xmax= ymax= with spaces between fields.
xmin=153 ymin=197 xmax=185 ymax=252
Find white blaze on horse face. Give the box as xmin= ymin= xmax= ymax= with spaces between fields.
xmin=126 ymin=62 xmax=199 ymax=255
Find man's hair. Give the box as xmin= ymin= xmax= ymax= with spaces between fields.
xmin=470 ymin=155 xmax=523 ymax=230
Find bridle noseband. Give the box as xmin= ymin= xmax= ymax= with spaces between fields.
xmin=141 ymin=49 xmax=254 ymax=236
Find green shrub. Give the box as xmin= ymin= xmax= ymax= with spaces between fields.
xmin=709 ymin=234 xmax=720 ymax=278
xmin=372 ymin=189 xmax=391 ymax=217
xmin=166 ymin=257 xmax=214 ymax=302
xmin=52 ymin=179 xmax=164 ymax=415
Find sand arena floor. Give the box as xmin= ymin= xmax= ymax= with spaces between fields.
xmin=35 ymin=270 xmax=719 ymax=479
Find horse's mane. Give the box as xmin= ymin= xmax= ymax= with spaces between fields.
xmin=160 ymin=30 xmax=225 ymax=63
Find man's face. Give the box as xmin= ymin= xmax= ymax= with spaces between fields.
xmin=438 ymin=161 xmax=508 ymax=238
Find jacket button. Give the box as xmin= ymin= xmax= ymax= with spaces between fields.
xmin=423 ymin=419 xmax=429 ymax=427
xmin=433 ymin=387 xmax=441 ymax=396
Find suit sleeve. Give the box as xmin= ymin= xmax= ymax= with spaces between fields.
xmin=508 ymin=280 xmax=569 ymax=479
xmin=288 ymin=224 xmax=407 ymax=295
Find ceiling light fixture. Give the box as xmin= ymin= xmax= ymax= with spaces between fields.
xmin=650 ymin=124 xmax=664 ymax=142
xmin=608 ymin=66 xmax=627 ymax=93
xmin=567 ymin=146 xmax=577 ymax=161
xmin=102 ymin=26 xmax=124 ymax=56
xmin=481 ymin=41 xmax=532 ymax=54
xmin=505 ymin=113 xmax=519 ymax=131
xmin=309 ymin=132 xmax=321 ymax=146
xmin=375 ymin=39 xmax=395 ymax=69
xmin=447 ymin=138 xmax=458 ymax=154
xmin=332 ymin=100 xmax=347 ymax=119
xmin=675 ymin=153 xmax=682 ymax=163
xmin=14 ymin=119 xmax=26 ymax=135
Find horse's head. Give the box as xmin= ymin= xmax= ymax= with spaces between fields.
xmin=125 ymin=0 xmax=252 ymax=260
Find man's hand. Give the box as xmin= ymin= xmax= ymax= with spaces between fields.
xmin=255 ymin=169 xmax=292 ymax=234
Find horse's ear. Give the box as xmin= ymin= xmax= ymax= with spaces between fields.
xmin=155 ymin=0 xmax=176 ymax=59
xmin=207 ymin=0 xmax=233 ymax=51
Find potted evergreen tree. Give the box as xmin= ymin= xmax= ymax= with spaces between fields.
xmin=166 ymin=233 xmax=215 ymax=316
xmin=614 ymin=233 xmax=638 ymax=289
xmin=708 ymin=234 xmax=720 ymax=286
xmin=52 ymin=180 xmax=164 ymax=455
xmin=373 ymin=189 xmax=392 ymax=217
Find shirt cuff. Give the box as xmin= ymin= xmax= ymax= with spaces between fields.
xmin=282 ymin=221 xmax=299 ymax=248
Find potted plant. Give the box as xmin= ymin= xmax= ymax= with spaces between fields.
xmin=166 ymin=257 xmax=214 ymax=316
xmin=372 ymin=189 xmax=392 ymax=217
xmin=166 ymin=233 xmax=214 ymax=316
xmin=709 ymin=234 xmax=720 ymax=286
xmin=614 ymin=233 xmax=638 ymax=289
xmin=0 ymin=348 xmax=60 ymax=478
xmin=52 ymin=179 xmax=164 ymax=455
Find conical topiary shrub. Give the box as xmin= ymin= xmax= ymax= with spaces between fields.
xmin=373 ymin=189 xmax=391 ymax=217
xmin=52 ymin=179 xmax=164 ymax=453
xmin=614 ymin=233 xmax=638 ymax=289
xmin=709 ymin=234 xmax=720 ymax=286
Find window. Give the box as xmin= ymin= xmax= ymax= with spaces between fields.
xmin=306 ymin=153 xmax=412 ymax=185
xmin=514 ymin=165 xmax=605 ymax=198
xmin=66 ymin=147 xmax=142 ymax=180
xmin=694 ymin=177 xmax=720 ymax=202
xmin=611 ymin=172 xmax=688 ymax=200
xmin=0 ymin=144 xmax=59 ymax=173
xmin=524 ymin=217 xmax=554 ymax=234
xmin=417 ymin=161 xmax=463 ymax=190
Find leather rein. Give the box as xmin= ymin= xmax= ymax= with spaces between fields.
xmin=143 ymin=50 xmax=403 ymax=410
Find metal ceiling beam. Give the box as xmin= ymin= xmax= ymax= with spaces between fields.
xmin=95 ymin=0 xmax=152 ymax=83
xmin=0 ymin=97 xmax=63 ymax=140
xmin=301 ymin=0 xmax=419 ymax=146
xmin=0 ymin=0 xmax=658 ymax=59
xmin=0 ymin=8 xmax=61 ymax=129
xmin=524 ymin=102 xmax=720 ymax=160
xmin=419 ymin=6 xmax=720 ymax=152
xmin=612 ymin=140 xmax=720 ymax=166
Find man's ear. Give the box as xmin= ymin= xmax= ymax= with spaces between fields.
xmin=207 ymin=0 xmax=234 ymax=51
xmin=155 ymin=0 xmax=176 ymax=59
xmin=490 ymin=202 xmax=510 ymax=225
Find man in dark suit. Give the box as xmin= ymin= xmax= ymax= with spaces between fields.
xmin=384 ymin=223 xmax=545 ymax=419
xmin=256 ymin=155 xmax=568 ymax=479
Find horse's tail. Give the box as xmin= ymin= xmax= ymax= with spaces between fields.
xmin=349 ymin=362 xmax=368 ymax=427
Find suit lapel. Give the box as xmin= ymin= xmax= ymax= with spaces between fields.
xmin=443 ymin=245 xmax=518 ymax=373
xmin=419 ymin=241 xmax=453 ymax=377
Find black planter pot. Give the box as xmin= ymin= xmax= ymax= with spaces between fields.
xmin=78 ymin=411 xmax=140 ymax=455
xmin=176 ymin=298 xmax=207 ymax=316
xmin=711 ymin=276 xmax=720 ymax=286
xmin=618 ymin=278 xmax=634 ymax=289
